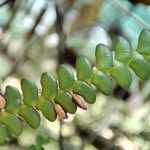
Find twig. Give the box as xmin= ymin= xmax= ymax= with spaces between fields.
xmin=26 ymin=6 xmax=47 ymax=40
xmin=0 ymin=0 xmax=10 ymax=7
xmin=55 ymin=1 xmax=66 ymax=149
xmin=59 ymin=119 xmax=64 ymax=150
xmin=3 ymin=0 xmax=19 ymax=32
xmin=0 ymin=4 xmax=47 ymax=91
xmin=76 ymin=124 xmax=122 ymax=150
xmin=55 ymin=2 xmax=66 ymax=65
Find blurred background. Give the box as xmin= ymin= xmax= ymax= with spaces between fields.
xmin=0 ymin=0 xmax=150 ymax=150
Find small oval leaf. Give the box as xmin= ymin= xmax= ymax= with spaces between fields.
xmin=19 ymin=105 xmax=40 ymax=129
xmin=110 ymin=63 xmax=132 ymax=90
xmin=73 ymin=81 xmax=96 ymax=104
xmin=137 ymin=29 xmax=150 ymax=55
xmin=40 ymin=72 xmax=58 ymax=100
xmin=76 ymin=56 xmax=92 ymax=82
xmin=55 ymin=90 xmax=77 ymax=114
xmin=4 ymin=86 xmax=21 ymax=114
xmin=21 ymin=79 xmax=38 ymax=107
xmin=57 ymin=64 xmax=75 ymax=92
xmin=114 ymin=36 xmax=132 ymax=64
xmin=91 ymin=68 xmax=112 ymax=95
xmin=95 ymin=44 xmax=113 ymax=71
xmin=1 ymin=112 xmax=23 ymax=136
xmin=37 ymin=97 xmax=57 ymax=122
xmin=143 ymin=55 xmax=150 ymax=63
xmin=129 ymin=54 xmax=150 ymax=80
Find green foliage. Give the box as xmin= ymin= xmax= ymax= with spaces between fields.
xmin=40 ymin=72 xmax=58 ymax=100
xmin=95 ymin=44 xmax=113 ymax=72
xmin=137 ymin=29 xmax=150 ymax=55
xmin=110 ymin=63 xmax=132 ymax=89
xmin=29 ymin=135 xmax=50 ymax=150
xmin=19 ymin=105 xmax=40 ymax=129
xmin=129 ymin=54 xmax=150 ymax=80
xmin=76 ymin=56 xmax=92 ymax=82
xmin=0 ymin=126 xmax=7 ymax=144
xmin=1 ymin=112 xmax=23 ymax=136
xmin=37 ymin=97 xmax=57 ymax=122
xmin=73 ymin=80 xmax=96 ymax=104
xmin=4 ymin=86 xmax=21 ymax=114
xmin=55 ymin=90 xmax=77 ymax=114
xmin=0 ymin=29 xmax=150 ymax=143
xmin=57 ymin=64 xmax=75 ymax=92
xmin=21 ymin=79 xmax=38 ymax=107
xmin=91 ymin=68 xmax=112 ymax=95
xmin=114 ymin=36 xmax=132 ymax=64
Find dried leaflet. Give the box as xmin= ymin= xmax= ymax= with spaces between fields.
xmin=53 ymin=102 xmax=68 ymax=120
xmin=0 ymin=95 xmax=6 ymax=109
xmin=72 ymin=93 xmax=87 ymax=110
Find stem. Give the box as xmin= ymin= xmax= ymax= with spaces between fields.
xmin=55 ymin=1 xmax=66 ymax=149
xmin=59 ymin=119 xmax=64 ymax=150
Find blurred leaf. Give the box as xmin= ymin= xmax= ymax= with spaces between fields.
xmin=71 ymin=0 xmax=102 ymax=32
xmin=36 ymin=135 xmax=50 ymax=146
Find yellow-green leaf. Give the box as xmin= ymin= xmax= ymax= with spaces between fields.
xmin=110 ymin=63 xmax=132 ymax=89
xmin=95 ymin=44 xmax=113 ymax=71
xmin=4 ymin=86 xmax=21 ymax=114
xmin=57 ymin=64 xmax=75 ymax=92
xmin=19 ymin=105 xmax=40 ymax=129
xmin=73 ymin=81 xmax=96 ymax=104
xmin=0 ymin=126 xmax=7 ymax=144
xmin=37 ymin=97 xmax=57 ymax=122
xmin=1 ymin=112 xmax=23 ymax=136
xmin=91 ymin=68 xmax=112 ymax=95
xmin=55 ymin=90 xmax=77 ymax=114
xmin=21 ymin=79 xmax=38 ymax=107
xmin=76 ymin=56 xmax=92 ymax=82
xmin=137 ymin=29 xmax=150 ymax=55
xmin=129 ymin=54 xmax=150 ymax=80
xmin=114 ymin=36 xmax=132 ymax=64
xmin=41 ymin=72 xmax=58 ymax=100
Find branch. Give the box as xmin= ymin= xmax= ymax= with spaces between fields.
xmin=0 ymin=0 xmax=10 ymax=7
xmin=76 ymin=124 xmax=122 ymax=150
xmin=110 ymin=0 xmax=150 ymax=29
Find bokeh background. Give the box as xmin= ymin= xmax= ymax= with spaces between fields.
xmin=0 ymin=0 xmax=150 ymax=150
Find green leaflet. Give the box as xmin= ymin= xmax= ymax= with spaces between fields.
xmin=1 ymin=112 xmax=23 ymax=136
xmin=57 ymin=64 xmax=75 ymax=92
xmin=76 ymin=56 xmax=92 ymax=82
xmin=143 ymin=55 xmax=150 ymax=63
xmin=40 ymin=72 xmax=58 ymax=100
xmin=91 ymin=68 xmax=112 ymax=95
xmin=4 ymin=86 xmax=21 ymax=114
xmin=55 ymin=90 xmax=77 ymax=114
xmin=95 ymin=44 xmax=113 ymax=71
xmin=21 ymin=79 xmax=38 ymax=107
xmin=0 ymin=126 xmax=7 ymax=144
xmin=129 ymin=54 xmax=150 ymax=80
xmin=37 ymin=97 xmax=57 ymax=122
xmin=137 ymin=29 xmax=150 ymax=55
xmin=114 ymin=36 xmax=132 ymax=64
xmin=110 ymin=63 xmax=132 ymax=90
xmin=73 ymin=81 xmax=96 ymax=104
xmin=19 ymin=105 xmax=40 ymax=129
